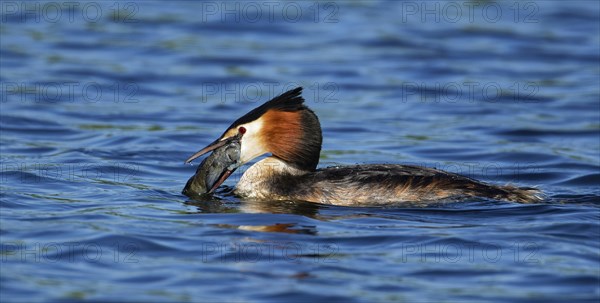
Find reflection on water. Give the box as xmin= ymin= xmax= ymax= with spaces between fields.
xmin=187 ymin=198 xmax=322 ymax=217
xmin=1 ymin=1 xmax=599 ymax=302
xmin=215 ymin=223 xmax=317 ymax=235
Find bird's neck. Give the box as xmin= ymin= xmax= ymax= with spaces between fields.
xmin=261 ymin=107 xmax=322 ymax=172
xmin=235 ymin=156 xmax=308 ymax=198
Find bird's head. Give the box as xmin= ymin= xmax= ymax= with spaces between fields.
xmin=185 ymin=87 xmax=322 ymax=189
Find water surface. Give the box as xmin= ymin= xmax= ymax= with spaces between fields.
xmin=1 ymin=1 xmax=599 ymax=302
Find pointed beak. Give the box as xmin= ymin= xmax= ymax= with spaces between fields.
xmin=185 ymin=138 xmax=228 ymax=164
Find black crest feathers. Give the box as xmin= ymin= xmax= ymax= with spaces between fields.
xmin=225 ymin=87 xmax=306 ymax=131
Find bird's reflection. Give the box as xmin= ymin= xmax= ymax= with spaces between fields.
xmin=214 ymin=222 xmax=315 ymax=234
xmin=185 ymin=188 xmax=320 ymax=215
xmin=184 ymin=189 xmax=322 ymax=235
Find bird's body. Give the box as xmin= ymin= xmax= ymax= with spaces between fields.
xmin=233 ymin=157 xmax=541 ymax=205
xmin=184 ymin=87 xmax=542 ymax=205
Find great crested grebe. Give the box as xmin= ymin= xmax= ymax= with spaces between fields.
xmin=183 ymin=87 xmax=542 ymax=205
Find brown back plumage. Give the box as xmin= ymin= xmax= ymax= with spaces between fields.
xmin=257 ymin=164 xmax=543 ymax=205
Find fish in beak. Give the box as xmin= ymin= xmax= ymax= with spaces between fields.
xmin=182 ymin=134 xmax=242 ymax=197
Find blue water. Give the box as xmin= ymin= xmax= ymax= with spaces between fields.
xmin=1 ymin=1 xmax=599 ymax=302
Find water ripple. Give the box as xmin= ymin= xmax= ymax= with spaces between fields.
xmin=1 ymin=1 xmax=599 ymax=302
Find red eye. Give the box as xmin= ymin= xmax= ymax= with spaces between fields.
xmin=238 ymin=127 xmax=246 ymax=134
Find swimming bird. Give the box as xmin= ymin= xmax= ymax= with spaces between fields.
xmin=184 ymin=87 xmax=542 ymax=205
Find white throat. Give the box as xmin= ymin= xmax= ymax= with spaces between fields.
xmin=234 ymin=156 xmax=307 ymax=199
